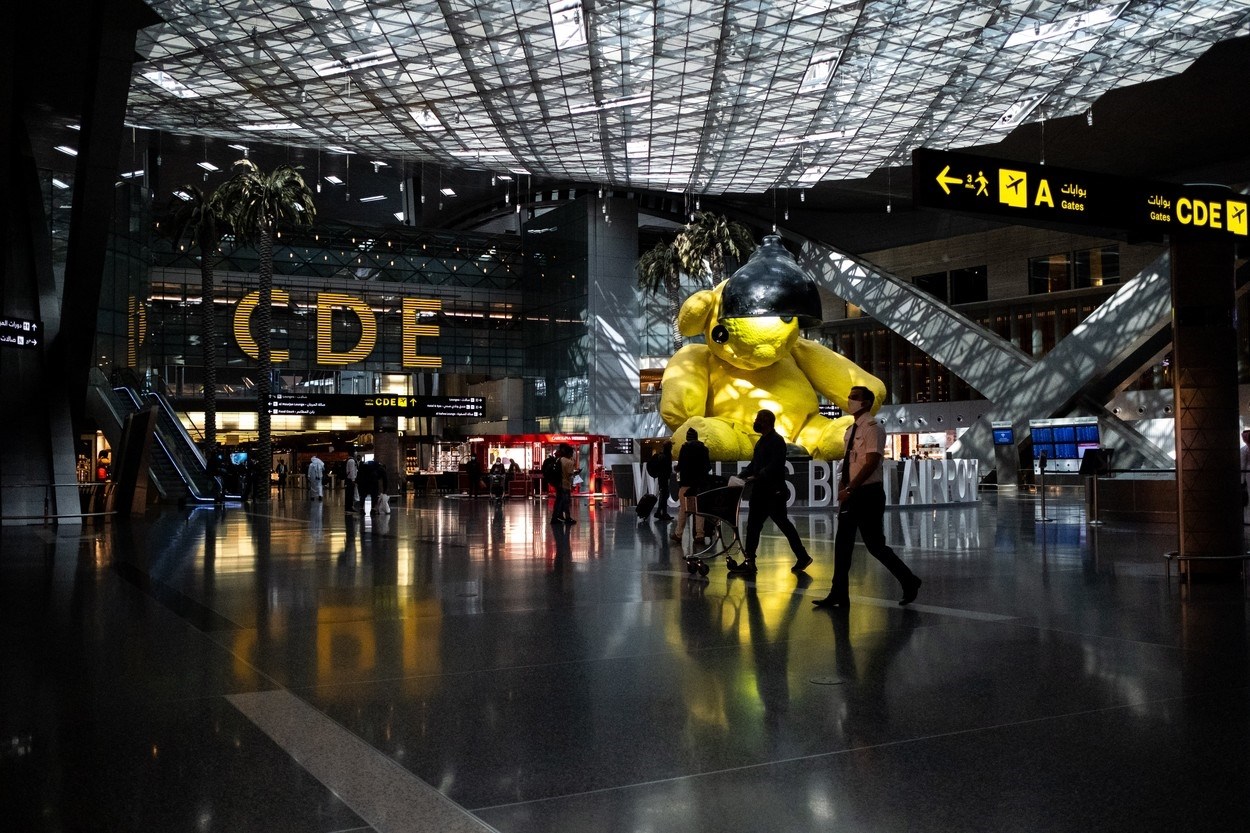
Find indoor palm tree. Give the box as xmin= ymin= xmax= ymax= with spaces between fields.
xmin=674 ymin=211 xmax=755 ymax=287
xmin=217 ymin=159 xmax=317 ymax=499
xmin=636 ymin=212 xmax=756 ymax=353
xmin=165 ymin=185 xmax=226 ymax=453
xmin=636 ymin=239 xmax=685 ymax=351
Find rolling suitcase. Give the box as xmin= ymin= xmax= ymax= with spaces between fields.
xmin=636 ymin=493 xmax=658 ymax=519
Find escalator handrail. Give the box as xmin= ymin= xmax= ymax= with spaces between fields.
xmin=145 ymin=391 xmax=208 ymax=469
xmin=113 ymin=386 xmax=211 ymax=502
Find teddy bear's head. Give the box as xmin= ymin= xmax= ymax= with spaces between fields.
xmin=678 ymin=286 xmax=801 ymax=371
xmin=677 ymin=235 xmax=823 ymax=371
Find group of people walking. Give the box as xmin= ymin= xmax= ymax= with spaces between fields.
xmin=645 ymin=393 xmax=921 ymax=608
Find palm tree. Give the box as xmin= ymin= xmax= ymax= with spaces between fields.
xmin=674 ymin=211 xmax=755 ymax=288
xmin=165 ymin=185 xmax=226 ymax=452
xmin=636 ymin=239 xmax=685 ymax=351
xmin=217 ymin=159 xmax=317 ymax=499
xmin=636 ymin=212 xmax=756 ymax=352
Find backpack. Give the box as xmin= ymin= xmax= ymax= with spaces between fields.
xmin=541 ymin=455 xmax=561 ymax=488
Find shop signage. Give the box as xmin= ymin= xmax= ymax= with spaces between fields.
xmin=913 ymin=148 xmax=1247 ymax=241
xmin=269 ymin=392 xmax=483 ymax=417
xmin=0 ymin=315 xmax=41 ymax=349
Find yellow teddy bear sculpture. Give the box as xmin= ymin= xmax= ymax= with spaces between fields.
xmin=660 ymin=236 xmax=885 ymax=461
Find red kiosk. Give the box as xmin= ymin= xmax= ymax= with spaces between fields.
xmin=462 ymin=433 xmax=611 ymax=497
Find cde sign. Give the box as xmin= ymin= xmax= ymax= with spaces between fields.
xmin=233 ymin=290 xmax=442 ymax=368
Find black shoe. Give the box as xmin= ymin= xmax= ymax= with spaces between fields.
xmin=655 ymin=513 xmax=672 ymax=521
xmin=726 ymin=557 xmax=756 ymax=574
xmin=812 ymin=595 xmax=849 ymax=609
xmin=899 ymin=577 xmax=922 ymax=606
xmin=792 ymin=553 xmax=813 ymax=573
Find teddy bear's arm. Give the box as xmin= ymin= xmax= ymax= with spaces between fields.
xmin=792 ymin=338 xmax=887 ymax=415
xmin=659 ymin=344 xmax=712 ymax=430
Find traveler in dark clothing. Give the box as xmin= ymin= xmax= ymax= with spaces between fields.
xmin=358 ymin=459 xmax=383 ymax=513
xmin=729 ymin=409 xmax=811 ymax=574
xmin=652 ymin=441 xmax=674 ymax=521
xmin=672 ymin=428 xmax=711 ymax=543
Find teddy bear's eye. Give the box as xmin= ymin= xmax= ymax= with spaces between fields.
xmin=711 ymin=325 xmax=730 ymax=344
xmin=781 ymin=316 xmax=793 ymax=324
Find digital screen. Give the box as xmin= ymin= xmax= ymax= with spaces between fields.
xmin=1032 ymin=427 xmax=1053 ymax=443
xmin=1033 ymin=444 xmax=1054 ymax=460
xmin=1076 ymin=424 xmax=1100 ymax=443
xmin=992 ymin=428 xmax=1015 ymax=445
xmin=1055 ymin=443 xmax=1079 ymax=459
xmin=230 ymin=452 xmax=248 ymax=466
xmin=1053 ymin=426 xmax=1076 ymax=443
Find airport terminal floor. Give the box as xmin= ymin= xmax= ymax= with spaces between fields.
xmin=3 ymin=488 xmax=1248 ymax=832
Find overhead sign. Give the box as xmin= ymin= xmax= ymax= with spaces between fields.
xmin=269 ymin=392 xmax=484 ymax=418
xmin=1 ymin=316 xmax=42 ymax=349
xmin=913 ymin=148 xmax=1247 ymax=241
xmin=605 ymin=437 xmax=635 ymax=455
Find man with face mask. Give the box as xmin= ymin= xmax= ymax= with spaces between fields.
xmin=814 ymin=386 xmax=921 ymax=608
xmin=727 ymin=408 xmax=812 ymax=575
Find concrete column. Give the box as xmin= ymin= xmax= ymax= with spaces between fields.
xmin=1171 ymin=238 xmax=1241 ymax=575
xmin=374 ymin=416 xmax=402 ymax=494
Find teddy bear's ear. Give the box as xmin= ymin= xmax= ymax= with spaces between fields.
xmin=677 ymin=290 xmax=717 ymax=337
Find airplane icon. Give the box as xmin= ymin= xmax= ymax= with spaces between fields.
xmin=998 ymin=168 xmax=1028 ymax=208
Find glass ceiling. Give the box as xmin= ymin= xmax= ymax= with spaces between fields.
xmin=127 ymin=0 xmax=1250 ymax=195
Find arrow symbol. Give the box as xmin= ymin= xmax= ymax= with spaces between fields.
xmin=935 ymin=165 xmax=962 ymax=195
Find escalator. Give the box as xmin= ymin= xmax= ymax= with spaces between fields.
xmin=86 ymin=369 xmax=221 ymax=504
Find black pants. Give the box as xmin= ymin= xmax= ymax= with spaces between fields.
xmin=832 ymin=482 xmax=914 ymax=599
xmin=743 ymin=487 xmax=807 ymax=561
xmin=656 ymin=478 xmax=671 ymax=516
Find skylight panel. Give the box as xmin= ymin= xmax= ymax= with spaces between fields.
xmin=549 ymin=0 xmax=587 ymax=50
xmin=1005 ymin=4 xmax=1127 ymax=48
xmin=140 ymin=70 xmax=199 ymax=99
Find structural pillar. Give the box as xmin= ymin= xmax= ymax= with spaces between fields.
xmin=373 ymin=416 xmax=402 ymax=494
xmin=1170 ymin=237 xmax=1241 ymax=575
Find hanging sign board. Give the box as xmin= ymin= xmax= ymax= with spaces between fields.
xmin=269 ymin=392 xmax=484 ymax=418
xmin=0 ymin=316 xmax=42 ymax=349
xmin=913 ymin=148 xmax=1247 ymax=241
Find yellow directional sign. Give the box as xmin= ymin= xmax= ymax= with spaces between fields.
xmin=935 ymin=165 xmax=961 ymax=195
xmin=913 ymin=148 xmax=1248 ymax=242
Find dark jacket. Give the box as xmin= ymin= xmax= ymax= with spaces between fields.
xmin=742 ymin=431 xmax=788 ymax=500
xmin=677 ymin=440 xmax=711 ymax=493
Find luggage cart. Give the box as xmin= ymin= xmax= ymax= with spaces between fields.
xmin=684 ymin=484 xmax=745 ymax=577
xmin=488 ymin=471 xmax=507 ymax=501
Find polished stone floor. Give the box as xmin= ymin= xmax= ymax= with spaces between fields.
xmin=2 ymin=489 xmax=1248 ymax=832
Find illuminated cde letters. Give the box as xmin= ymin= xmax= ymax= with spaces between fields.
xmin=233 ymin=289 xmax=291 ymax=362
xmin=316 ymin=292 xmax=376 ymax=365
xmin=233 ymin=291 xmax=442 ymax=367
